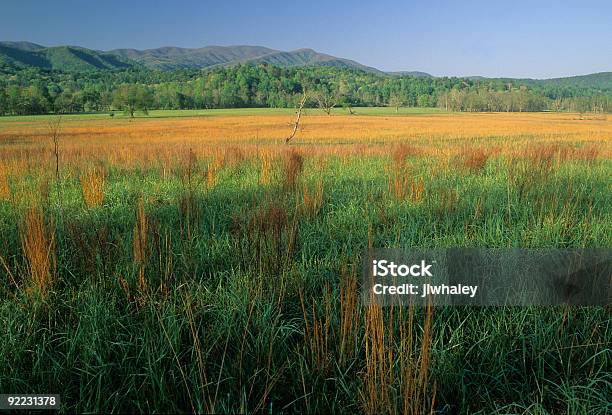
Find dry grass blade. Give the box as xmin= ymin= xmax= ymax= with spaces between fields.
xmin=20 ymin=205 xmax=56 ymax=298
xmin=133 ymin=196 xmax=147 ymax=294
xmin=80 ymin=166 xmax=105 ymax=208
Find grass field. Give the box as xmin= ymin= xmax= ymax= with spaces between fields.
xmin=0 ymin=110 xmax=610 ymax=413
xmin=0 ymin=106 xmax=444 ymax=123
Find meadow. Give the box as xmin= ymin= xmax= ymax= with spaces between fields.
xmin=0 ymin=108 xmax=610 ymax=414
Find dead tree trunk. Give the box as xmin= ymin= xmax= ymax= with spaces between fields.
xmin=285 ymin=92 xmax=308 ymax=144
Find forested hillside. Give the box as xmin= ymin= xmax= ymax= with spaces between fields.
xmin=0 ymin=61 xmax=610 ymax=115
xmin=0 ymin=42 xmax=133 ymax=71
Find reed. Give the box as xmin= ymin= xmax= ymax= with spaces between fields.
xmin=409 ymin=177 xmax=425 ymax=203
xmin=388 ymin=172 xmax=408 ymax=200
xmin=133 ymin=196 xmax=148 ymax=293
xmin=338 ymin=262 xmax=359 ymax=365
xmin=462 ymin=148 xmax=489 ymax=172
xmin=206 ymin=159 xmax=222 ymax=189
xmin=393 ymin=144 xmax=419 ymax=170
xmin=283 ymin=150 xmax=304 ymax=189
xmin=300 ymin=285 xmax=331 ymax=372
xmin=362 ymin=304 xmax=435 ymax=415
xmin=80 ymin=165 xmax=105 ymax=208
xmin=0 ymin=110 xmax=609 ymax=413
xmin=19 ymin=205 xmax=55 ymax=298
xmin=259 ymin=156 xmax=271 ymax=185
xmin=0 ymin=169 xmax=10 ymax=201
xmin=388 ymin=174 xmax=425 ymax=203
xmin=297 ymin=180 xmax=323 ymax=216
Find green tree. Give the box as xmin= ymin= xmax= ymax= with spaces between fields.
xmin=113 ymin=84 xmax=154 ymax=117
xmin=388 ymin=92 xmax=405 ymax=112
xmin=0 ymin=86 xmax=7 ymax=115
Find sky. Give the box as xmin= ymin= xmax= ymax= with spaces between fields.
xmin=1 ymin=0 xmax=610 ymax=78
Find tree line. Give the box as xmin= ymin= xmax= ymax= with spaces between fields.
xmin=0 ymin=62 xmax=610 ymax=116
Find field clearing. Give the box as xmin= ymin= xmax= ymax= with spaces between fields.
xmin=0 ymin=111 xmax=610 ymax=172
xmin=0 ymin=106 xmax=444 ymax=125
xmin=0 ymin=109 xmax=611 ymax=413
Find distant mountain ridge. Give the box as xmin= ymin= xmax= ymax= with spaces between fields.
xmin=387 ymin=71 xmax=432 ymax=77
xmin=111 ymin=45 xmax=383 ymax=73
xmin=0 ymin=41 xmax=382 ymax=73
xmin=465 ymin=72 xmax=612 ymax=90
xmin=0 ymin=42 xmax=133 ymax=71
xmin=0 ymin=41 xmax=610 ymax=89
xmin=519 ymin=72 xmax=612 ymax=89
xmin=110 ymin=45 xmax=277 ymax=70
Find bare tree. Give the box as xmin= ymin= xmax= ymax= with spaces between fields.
xmin=315 ymin=90 xmax=337 ymax=115
xmin=285 ymin=92 xmax=308 ymax=144
xmin=49 ymin=116 xmax=62 ymax=184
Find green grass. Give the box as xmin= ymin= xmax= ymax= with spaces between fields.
xmin=0 ymin=153 xmax=610 ymax=413
xmin=0 ymin=106 xmax=444 ymax=123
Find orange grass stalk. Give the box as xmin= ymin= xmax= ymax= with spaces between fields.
xmin=0 ymin=170 xmax=10 ymax=201
xmin=80 ymin=166 xmax=105 ymax=208
xmin=259 ymin=156 xmax=271 ymax=185
xmin=206 ymin=160 xmax=221 ymax=188
xmin=133 ymin=197 xmax=147 ymax=292
xmin=388 ymin=173 xmax=408 ymax=200
xmin=338 ymin=262 xmax=359 ymax=365
xmin=409 ymin=177 xmax=425 ymax=203
xmin=300 ymin=285 xmax=331 ymax=372
xmin=363 ymin=303 xmax=391 ymax=414
xmin=362 ymin=303 xmax=436 ymax=415
xmin=387 ymin=173 xmax=425 ymax=203
xmin=283 ymin=151 xmax=304 ymax=189
xmin=298 ymin=180 xmax=324 ymax=216
xmin=20 ymin=206 xmax=56 ymax=298
xmin=462 ymin=148 xmax=489 ymax=172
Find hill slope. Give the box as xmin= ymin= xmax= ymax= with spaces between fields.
xmin=387 ymin=71 xmax=432 ymax=77
xmin=0 ymin=41 xmax=609 ymax=90
xmin=111 ymin=45 xmax=381 ymax=72
xmin=532 ymin=72 xmax=612 ymax=90
xmin=469 ymin=72 xmax=612 ymax=91
xmin=0 ymin=42 xmax=134 ymax=71
xmin=242 ymin=48 xmax=381 ymax=73
xmin=110 ymin=45 xmax=277 ymax=70
xmin=0 ymin=42 xmax=381 ymax=73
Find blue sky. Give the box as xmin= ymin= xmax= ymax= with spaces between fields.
xmin=1 ymin=0 xmax=610 ymax=78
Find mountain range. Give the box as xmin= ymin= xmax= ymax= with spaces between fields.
xmin=0 ymin=41 xmax=610 ymax=88
xmin=0 ymin=41 xmax=382 ymax=73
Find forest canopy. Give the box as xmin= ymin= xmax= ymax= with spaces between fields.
xmin=0 ymin=62 xmax=610 ymax=115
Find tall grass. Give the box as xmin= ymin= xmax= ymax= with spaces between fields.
xmin=80 ymin=165 xmax=105 ymax=208
xmin=19 ymin=205 xmax=56 ymax=298
xmin=133 ymin=196 xmax=148 ymax=294
xmin=0 ymin=112 xmax=610 ymax=413
xmin=0 ymin=171 xmax=10 ymax=200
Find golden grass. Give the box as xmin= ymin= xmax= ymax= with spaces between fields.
xmin=259 ymin=155 xmax=272 ymax=185
xmin=0 ymin=170 xmax=9 ymax=200
xmin=297 ymin=180 xmax=324 ymax=217
xmin=20 ymin=205 xmax=56 ymax=298
xmin=283 ymin=151 xmax=304 ymax=189
xmin=0 ymin=113 xmax=609 ymax=178
xmin=80 ymin=165 xmax=105 ymax=208
xmin=461 ymin=148 xmax=490 ymax=172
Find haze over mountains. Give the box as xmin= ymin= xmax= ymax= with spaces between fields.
xmin=0 ymin=41 xmax=610 ymax=88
